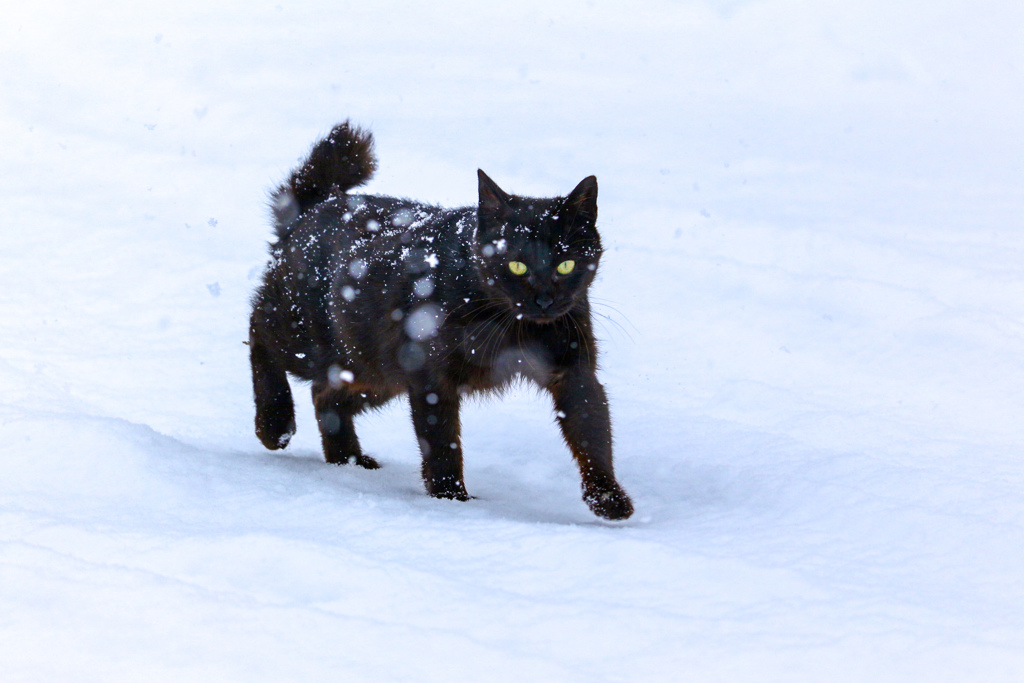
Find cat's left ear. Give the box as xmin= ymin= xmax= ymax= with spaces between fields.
xmin=478 ymin=169 xmax=511 ymax=217
xmin=564 ymin=175 xmax=598 ymax=223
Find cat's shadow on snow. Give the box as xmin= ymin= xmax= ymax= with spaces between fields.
xmin=255 ymin=440 xmax=738 ymax=528
xmin=259 ymin=447 xmax=605 ymax=525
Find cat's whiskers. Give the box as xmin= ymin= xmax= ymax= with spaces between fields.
xmin=434 ymin=298 xmax=510 ymax=370
xmin=440 ymin=295 xmax=514 ymax=327
xmin=482 ymin=309 xmax=518 ymax=365
xmin=589 ymin=297 xmax=635 ymax=324
xmin=434 ymin=297 xmax=514 ymax=368
xmin=588 ymin=300 xmax=636 ymax=344
xmin=566 ymin=311 xmax=595 ymax=369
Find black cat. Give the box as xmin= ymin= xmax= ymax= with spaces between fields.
xmin=248 ymin=122 xmax=633 ymax=520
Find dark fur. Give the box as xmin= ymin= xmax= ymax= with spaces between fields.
xmin=249 ymin=121 xmax=633 ymax=520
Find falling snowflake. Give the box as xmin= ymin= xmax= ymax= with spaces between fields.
xmin=348 ymin=259 xmax=368 ymax=280
xmin=414 ymin=277 xmax=434 ymax=298
xmin=404 ymin=303 xmax=441 ymax=340
xmin=328 ymin=365 xmax=355 ymax=387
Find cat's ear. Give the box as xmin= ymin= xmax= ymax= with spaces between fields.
xmin=564 ymin=175 xmax=598 ymax=223
xmin=478 ymin=169 xmax=511 ymax=216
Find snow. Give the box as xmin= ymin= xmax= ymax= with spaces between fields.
xmin=348 ymin=258 xmax=368 ymax=280
xmin=327 ymin=365 xmax=354 ymax=388
xmin=414 ymin=276 xmax=435 ymax=298
xmin=2 ymin=0 xmax=1023 ymax=680
xmin=404 ymin=304 xmax=443 ymax=341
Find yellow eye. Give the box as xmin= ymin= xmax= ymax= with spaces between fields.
xmin=556 ymin=260 xmax=575 ymax=275
xmin=508 ymin=261 xmax=528 ymax=275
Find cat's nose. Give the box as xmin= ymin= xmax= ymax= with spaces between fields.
xmin=535 ymin=294 xmax=554 ymax=310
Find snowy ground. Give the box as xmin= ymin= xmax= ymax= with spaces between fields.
xmin=2 ymin=1 xmax=1024 ymax=680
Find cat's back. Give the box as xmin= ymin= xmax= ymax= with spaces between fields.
xmin=287 ymin=193 xmax=470 ymax=266
xmin=328 ymin=193 xmax=476 ymax=307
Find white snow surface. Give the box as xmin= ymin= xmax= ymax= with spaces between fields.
xmin=2 ymin=1 xmax=1024 ymax=680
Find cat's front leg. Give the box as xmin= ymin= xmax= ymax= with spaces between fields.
xmin=408 ymin=380 xmax=469 ymax=501
xmin=550 ymin=368 xmax=634 ymax=520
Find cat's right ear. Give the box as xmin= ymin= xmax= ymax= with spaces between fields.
xmin=478 ymin=169 xmax=510 ymax=216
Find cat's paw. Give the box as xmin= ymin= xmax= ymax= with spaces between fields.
xmin=354 ymin=454 xmax=381 ymax=469
xmin=426 ymin=478 xmax=471 ymax=502
xmin=583 ymin=484 xmax=634 ymax=521
xmin=255 ymin=413 xmax=295 ymax=451
xmin=431 ymin=490 xmax=472 ymax=502
xmin=325 ymin=452 xmax=381 ymax=469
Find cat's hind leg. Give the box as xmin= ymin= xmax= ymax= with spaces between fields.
xmin=250 ymin=332 xmax=296 ymax=450
xmin=312 ymin=382 xmax=380 ymax=469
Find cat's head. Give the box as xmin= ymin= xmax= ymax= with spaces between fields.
xmin=473 ymin=170 xmax=602 ymax=323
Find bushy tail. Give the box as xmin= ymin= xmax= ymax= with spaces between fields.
xmin=272 ymin=121 xmax=377 ymax=236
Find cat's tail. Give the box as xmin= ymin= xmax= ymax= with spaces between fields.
xmin=271 ymin=121 xmax=377 ymax=237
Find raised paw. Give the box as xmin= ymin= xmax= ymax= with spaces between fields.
xmin=583 ymin=483 xmax=634 ymax=521
xmin=255 ymin=412 xmax=296 ymax=451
